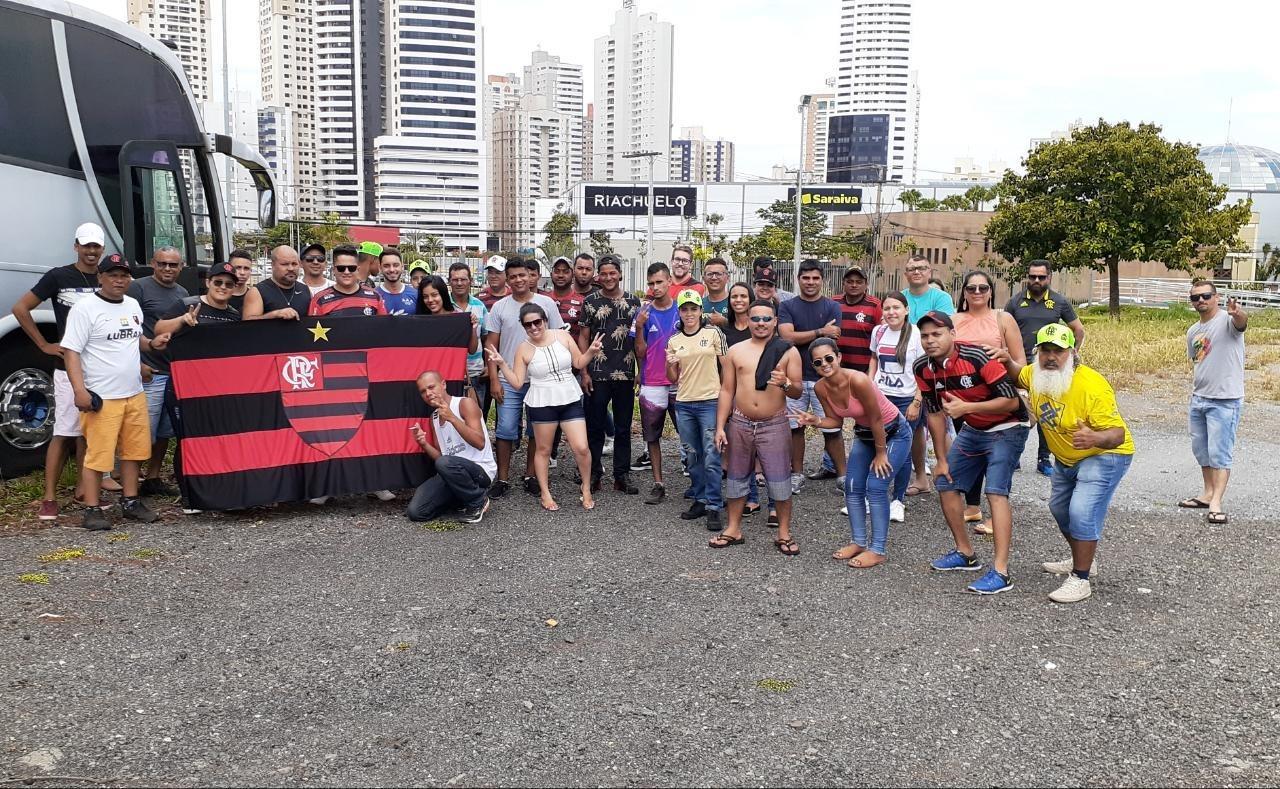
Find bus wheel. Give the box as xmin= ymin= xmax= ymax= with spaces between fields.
xmin=0 ymin=344 xmax=56 ymax=477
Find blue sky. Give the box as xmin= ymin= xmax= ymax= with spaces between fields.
xmin=79 ymin=0 xmax=1280 ymax=180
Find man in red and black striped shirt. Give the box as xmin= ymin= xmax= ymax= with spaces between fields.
xmin=913 ymin=310 xmax=1029 ymax=596
xmin=309 ymin=245 xmax=388 ymax=318
xmin=835 ymin=264 xmax=881 ymax=372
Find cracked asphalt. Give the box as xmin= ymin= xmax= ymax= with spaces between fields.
xmin=2 ymin=392 xmax=1278 ymax=787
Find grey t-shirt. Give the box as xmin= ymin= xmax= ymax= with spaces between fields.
xmin=485 ymin=293 xmax=565 ymax=380
xmin=1187 ymin=310 xmax=1245 ymax=400
xmin=127 ymin=276 xmax=189 ymax=374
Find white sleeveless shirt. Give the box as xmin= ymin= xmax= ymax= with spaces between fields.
xmin=524 ymin=335 xmax=581 ymax=407
xmin=432 ymin=395 xmax=496 ymax=481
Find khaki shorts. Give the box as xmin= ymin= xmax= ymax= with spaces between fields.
xmin=80 ymin=392 xmax=151 ymax=472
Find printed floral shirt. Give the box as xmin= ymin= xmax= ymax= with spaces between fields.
xmin=581 ymin=291 xmax=641 ymax=381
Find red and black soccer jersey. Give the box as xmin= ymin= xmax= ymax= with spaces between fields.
xmin=551 ymin=290 xmax=587 ymax=334
xmin=308 ymin=286 xmax=388 ymax=317
xmin=835 ymin=294 xmax=882 ymax=372
xmin=913 ymin=341 xmax=1026 ymax=432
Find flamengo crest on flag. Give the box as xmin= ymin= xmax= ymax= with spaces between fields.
xmin=277 ymin=350 xmax=369 ymax=456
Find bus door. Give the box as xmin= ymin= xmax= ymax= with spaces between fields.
xmin=118 ymin=140 xmax=199 ymax=292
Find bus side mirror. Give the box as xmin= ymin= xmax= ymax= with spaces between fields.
xmin=259 ymin=189 xmax=276 ymax=228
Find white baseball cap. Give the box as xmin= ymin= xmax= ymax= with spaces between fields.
xmin=74 ymin=222 xmax=105 ymax=246
xmin=484 ymin=255 xmax=507 ymax=272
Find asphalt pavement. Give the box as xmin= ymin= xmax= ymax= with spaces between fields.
xmin=3 ymin=392 xmax=1279 ymax=787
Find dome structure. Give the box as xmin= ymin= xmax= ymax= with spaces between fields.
xmin=1197 ymin=144 xmax=1280 ymax=191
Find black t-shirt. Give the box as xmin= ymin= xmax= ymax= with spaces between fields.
xmin=723 ymin=320 xmax=752 ymax=347
xmin=228 ymin=291 xmax=247 ymax=314
xmin=128 ymin=276 xmax=189 ymax=374
xmin=168 ymin=296 xmax=241 ymax=325
xmin=581 ymin=291 xmax=641 ymax=381
xmin=29 ymin=264 xmax=99 ymax=370
xmin=254 ymin=279 xmax=310 ymax=315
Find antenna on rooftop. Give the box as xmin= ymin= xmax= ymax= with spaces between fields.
xmin=1225 ymin=97 xmax=1234 ymax=143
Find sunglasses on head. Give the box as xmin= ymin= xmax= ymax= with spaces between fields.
xmin=1189 ymin=292 xmax=1214 ymax=302
xmin=522 ymin=318 xmax=545 ymax=328
xmin=965 ymin=284 xmax=991 ymax=293
xmin=303 ymin=255 xmax=325 ymax=262
xmin=749 ymin=315 xmax=774 ymax=324
xmin=334 ymin=264 xmax=358 ymax=273
xmin=812 ymin=353 xmax=838 ymax=367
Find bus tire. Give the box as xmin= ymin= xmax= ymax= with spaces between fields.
xmin=0 ymin=343 xmax=57 ymax=478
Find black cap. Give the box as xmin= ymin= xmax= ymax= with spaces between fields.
xmin=753 ymin=263 xmax=777 ymax=284
xmin=207 ymin=261 xmax=236 ymax=280
xmin=843 ymin=265 xmax=867 ymax=280
xmin=916 ymin=310 xmax=954 ymax=330
xmin=301 ymin=242 xmax=326 ymax=258
xmin=97 ymin=253 xmax=130 ymax=274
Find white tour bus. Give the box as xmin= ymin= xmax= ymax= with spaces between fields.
xmin=0 ymin=0 xmax=276 ymax=475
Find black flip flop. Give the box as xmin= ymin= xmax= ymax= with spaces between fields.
xmin=1178 ymin=498 xmax=1210 ymax=509
xmin=1207 ymin=511 xmax=1228 ymax=524
xmin=766 ymin=512 xmax=780 ymax=529
xmin=709 ymin=533 xmax=745 ymax=548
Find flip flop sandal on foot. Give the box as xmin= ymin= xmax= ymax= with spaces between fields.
xmin=709 ymin=533 xmax=745 ymax=548
xmin=766 ymin=512 xmax=780 ymax=529
xmin=1207 ymin=511 xmax=1228 ymax=524
xmin=774 ymin=538 xmax=799 ymax=556
xmin=972 ymin=521 xmax=994 ymax=535
xmin=743 ymin=503 xmax=761 ymax=516
xmin=1178 ymin=498 xmax=1210 ymax=509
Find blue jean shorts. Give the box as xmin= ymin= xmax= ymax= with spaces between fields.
xmin=144 ymin=374 xmax=173 ymax=440
xmin=495 ymin=379 xmax=530 ymax=441
xmin=1048 ymin=452 xmax=1132 ymax=541
xmin=1189 ymin=395 xmax=1242 ymax=469
xmin=787 ymin=380 xmax=841 ymax=434
xmin=935 ymin=424 xmax=1030 ymax=498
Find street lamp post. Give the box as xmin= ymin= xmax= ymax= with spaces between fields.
xmin=623 ymin=150 xmax=662 ymax=262
xmin=794 ymin=97 xmax=809 ymax=274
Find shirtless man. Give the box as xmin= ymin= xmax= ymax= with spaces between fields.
xmin=712 ymin=299 xmax=803 ymax=555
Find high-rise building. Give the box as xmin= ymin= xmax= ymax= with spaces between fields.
xmin=800 ymin=92 xmax=835 ymax=183
xmin=524 ymin=49 xmax=584 ymax=186
xmin=582 ymin=103 xmax=594 ymax=184
xmin=669 ymin=127 xmax=735 ymax=183
xmin=827 ymin=0 xmax=918 ymax=184
xmin=492 ymin=95 xmax=577 ymax=250
xmin=592 ymin=3 xmax=674 ymax=183
xmin=128 ymin=0 xmax=211 ymax=103
xmin=374 ymin=0 xmax=486 ymax=251
xmin=260 ymin=0 xmax=317 ymax=216
xmin=257 ymin=105 xmax=296 ymax=219
xmin=204 ymin=91 xmax=262 ymax=230
xmin=310 ymin=0 xmax=366 ymax=221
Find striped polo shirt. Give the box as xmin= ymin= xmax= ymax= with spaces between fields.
xmin=913 ymin=342 xmax=1026 ymax=432
xmin=835 ymin=294 xmax=882 ymax=372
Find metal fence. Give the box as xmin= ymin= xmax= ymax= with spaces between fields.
xmin=1090 ymin=277 xmax=1280 ymax=310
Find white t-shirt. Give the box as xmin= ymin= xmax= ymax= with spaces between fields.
xmin=61 ymin=293 xmax=145 ymax=400
xmin=306 ymin=278 xmax=335 ymax=297
xmin=870 ymin=323 xmax=925 ymax=398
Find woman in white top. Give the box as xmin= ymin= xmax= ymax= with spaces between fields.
xmin=867 ymin=291 xmax=927 ymax=520
xmin=486 ymin=303 xmax=603 ymax=512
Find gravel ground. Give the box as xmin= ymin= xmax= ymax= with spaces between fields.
xmin=3 ymin=392 xmax=1279 ymax=787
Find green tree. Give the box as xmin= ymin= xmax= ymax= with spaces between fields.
xmin=589 ymin=230 xmax=614 ymax=257
xmin=542 ymin=204 xmax=578 ymax=260
xmin=732 ymin=200 xmax=828 ymax=263
xmin=898 ymin=189 xmax=923 ymax=211
xmin=262 ymin=212 xmax=351 ymax=252
xmin=986 ymin=120 xmax=1252 ymax=315
xmin=940 ymin=194 xmax=971 ymax=212
xmin=915 ymin=197 xmax=941 ymax=211
xmin=963 ymin=185 xmax=997 ymax=211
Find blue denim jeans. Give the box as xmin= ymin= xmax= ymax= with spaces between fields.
xmin=675 ymin=399 xmax=722 ymax=511
xmin=886 ymin=394 xmax=922 ymax=503
xmin=143 ymin=374 xmax=174 ymax=440
xmin=1048 ymin=452 xmax=1132 ymax=541
xmin=844 ymin=414 xmax=912 ymax=554
xmin=935 ymin=424 xmax=1030 ymax=498
xmin=1189 ymin=395 xmax=1242 ymax=469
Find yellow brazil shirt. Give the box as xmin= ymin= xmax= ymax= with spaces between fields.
xmin=667 ymin=326 xmax=727 ymax=402
xmin=1018 ymin=363 xmax=1134 ymax=467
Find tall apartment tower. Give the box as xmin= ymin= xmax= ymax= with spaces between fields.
xmin=669 ymin=127 xmax=734 ymax=183
xmin=492 ymin=95 xmax=577 ymax=250
xmin=374 ymin=0 xmax=487 ymax=252
xmin=524 ymin=49 xmax=584 ymax=184
xmin=800 ymin=92 xmax=835 ymax=183
xmin=581 ymin=103 xmax=594 ymax=183
xmin=260 ymin=0 xmax=317 ymax=216
xmin=311 ymin=0 xmax=366 ymax=220
xmin=128 ymin=0 xmax=211 ymax=103
xmin=591 ymin=3 xmax=674 ymax=183
xmin=258 ymin=105 xmax=297 ymax=219
xmin=827 ymin=0 xmax=919 ymax=184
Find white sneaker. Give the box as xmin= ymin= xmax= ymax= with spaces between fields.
xmin=549 ymin=457 xmax=559 ymax=469
xmin=889 ymin=500 xmax=905 ymax=523
xmin=602 ymin=437 xmax=614 ymax=457
xmin=309 ymin=496 xmax=331 ymax=505
xmin=1048 ymin=575 xmax=1092 ymax=603
xmin=1042 ymin=558 xmax=1098 ymax=575
xmin=373 ymin=489 xmax=396 ymax=502
xmin=790 ymin=473 xmax=805 ymax=494
xmin=181 ymin=507 xmax=203 ymax=515
xmin=840 ymin=505 xmax=848 ymax=515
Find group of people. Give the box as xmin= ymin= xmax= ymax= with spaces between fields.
xmin=19 ymin=224 xmax=1252 ymax=604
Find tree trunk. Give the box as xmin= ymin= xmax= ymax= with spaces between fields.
xmin=1108 ymin=257 xmax=1121 ymax=318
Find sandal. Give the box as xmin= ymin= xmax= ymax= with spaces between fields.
xmin=709 ymin=532 xmax=745 ymax=548
xmin=905 ymin=484 xmax=928 ymax=496
xmin=774 ymin=537 xmax=799 ymax=556
xmin=743 ymin=503 xmax=761 ymax=516
xmin=523 ymin=476 xmax=540 ymax=496
xmin=1178 ymin=497 xmax=1210 ymax=509
xmin=766 ymin=511 xmax=780 ymax=529
xmin=849 ymin=552 xmax=885 ymax=569
xmin=973 ymin=521 xmax=993 ymax=535
xmin=832 ymin=544 xmax=863 ymax=561
xmin=1207 ymin=511 xmax=1228 ymax=524
xmin=541 ymin=500 xmax=560 ymax=512
xmin=580 ymin=496 xmax=595 ymax=511
xmin=963 ymin=511 xmax=983 ymax=523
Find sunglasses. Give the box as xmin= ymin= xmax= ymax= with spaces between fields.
xmin=1027 ymin=274 xmax=1049 ymax=281
xmin=812 ymin=353 xmax=838 ymax=367
xmin=749 ymin=315 xmax=774 ymax=324
xmin=154 ymin=261 xmax=182 ymax=269
xmin=522 ymin=318 xmax=545 ymax=328
xmin=334 ymin=265 xmax=358 ymax=273
xmin=965 ymin=284 xmax=991 ymax=293
xmin=303 ymin=255 xmax=325 ymax=262
xmin=1189 ymin=292 xmax=1214 ymax=302
xmin=208 ymin=278 xmax=235 ymax=289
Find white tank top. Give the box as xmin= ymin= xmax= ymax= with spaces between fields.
xmin=523 ymin=335 xmax=581 ymax=407
xmin=432 ymin=395 xmax=497 ymax=481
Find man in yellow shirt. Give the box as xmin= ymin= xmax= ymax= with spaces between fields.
xmin=989 ymin=323 xmax=1134 ymax=603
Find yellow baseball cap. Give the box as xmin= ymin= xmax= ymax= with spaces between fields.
xmin=1036 ymin=323 xmax=1075 ymax=349
xmin=676 ymin=289 xmax=703 ymax=308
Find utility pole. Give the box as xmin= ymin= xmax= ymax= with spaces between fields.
xmin=794 ymin=98 xmax=809 ymax=275
xmin=220 ymin=0 xmax=233 ymax=224
xmin=623 ymin=150 xmax=661 ymax=261
xmin=869 ymin=164 xmax=886 ymax=284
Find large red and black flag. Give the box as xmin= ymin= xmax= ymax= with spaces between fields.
xmin=168 ymin=314 xmax=470 ymax=510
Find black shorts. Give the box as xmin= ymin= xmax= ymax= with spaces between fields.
xmin=526 ymin=399 xmax=585 ymax=426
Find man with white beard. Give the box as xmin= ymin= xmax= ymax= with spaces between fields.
xmin=988 ymin=324 xmax=1134 ymax=603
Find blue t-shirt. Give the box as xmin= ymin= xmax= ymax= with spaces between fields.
xmin=779 ymin=296 xmax=842 ymax=381
xmin=462 ymin=295 xmax=488 ymax=377
xmin=902 ymin=287 xmax=955 ymax=323
xmin=378 ymin=285 xmax=418 ymax=315
xmin=640 ymin=302 xmax=681 ymax=386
